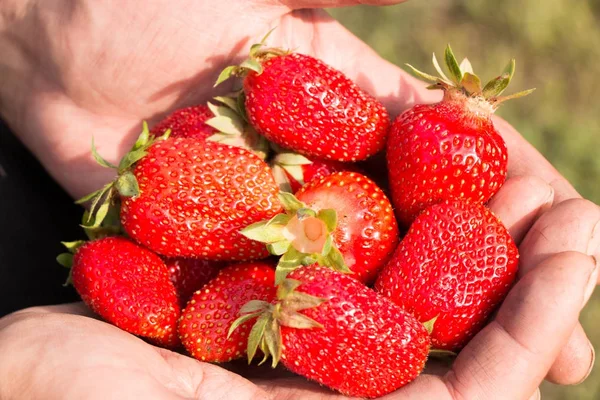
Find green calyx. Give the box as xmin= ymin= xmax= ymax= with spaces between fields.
xmin=214 ymin=28 xmax=289 ymax=87
xmin=240 ymin=192 xmax=351 ymax=284
xmin=406 ymin=44 xmax=535 ymax=109
xmin=422 ymin=315 xmax=439 ymax=335
xmin=76 ymin=122 xmax=170 ymax=230
xmin=56 ymin=240 xmax=86 ymax=286
xmin=228 ymin=278 xmax=327 ymax=367
xmin=205 ymin=94 xmax=269 ymax=160
xmin=271 ymin=152 xmax=313 ymax=193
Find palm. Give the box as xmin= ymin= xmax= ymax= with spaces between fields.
xmin=16 ymin=0 xmax=428 ymax=199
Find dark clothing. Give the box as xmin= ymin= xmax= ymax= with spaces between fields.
xmin=0 ymin=120 xmax=79 ymax=317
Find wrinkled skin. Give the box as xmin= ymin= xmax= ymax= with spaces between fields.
xmin=1 ymin=1 xmax=599 ymax=399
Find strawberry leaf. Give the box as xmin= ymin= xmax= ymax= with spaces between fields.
xmin=240 ymin=215 xmax=288 ymax=244
xmin=247 ymin=313 xmax=270 ymax=364
xmin=239 ymin=300 xmax=271 ymax=315
xmin=133 ymin=122 xmax=151 ymax=150
xmin=91 ymin=137 xmax=117 ymax=169
xmin=444 ymin=44 xmax=463 ymax=85
xmin=432 ymin=52 xmax=452 ymax=84
xmin=56 ymin=253 xmax=73 ymax=268
xmin=271 ymin=165 xmax=293 ymax=194
xmin=283 ymin=291 xmax=328 ymax=312
xmin=279 ymin=310 xmax=323 ymax=330
xmin=263 ymin=318 xmax=282 ymax=368
xmin=213 ymin=96 xmax=239 ymax=111
xmin=279 ymin=164 xmax=305 ymax=185
xmin=236 ymin=91 xmax=248 ymax=122
xmin=317 ymin=209 xmax=337 ymax=233
xmin=205 ymin=115 xmax=244 ymax=136
xmin=214 ymin=66 xmax=237 ymax=87
xmin=118 ymin=148 xmax=148 ymax=172
xmin=276 ymin=279 xmax=303 ymax=299
xmin=228 ymin=311 xmax=262 ymax=340
xmin=61 ymin=240 xmax=85 ymax=254
xmin=459 ymin=58 xmax=474 ymax=75
xmin=91 ymin=202 xmax=110 ymax=228
xmin=405 ymin=64 xmax=440 ymax=83
xmin=423 ymin=315 xmax=439 ymax=334
xmin=494 ymin=88 xmax=536 ymax=104
xmin=115 ymin=171 xmax=140 ymax=198
xmin=267 ymin=239 xmax=291 ymax=256
xmin=274 ymin=152 xmax=312 ymax=166
xmin=75 ymin=187 xmax=105 ymax=205
xmin=239 ymin=59 xmax=263 ymax=75
xmin=460 ymin=72 xmax=482 ymax=95
xmin=319 ymin=244 xmax=351 ymax=274
xmin=278 ymin=192 xmax=305 ymax=213
xmin=482 ymin=73 xmax=511 ymax=99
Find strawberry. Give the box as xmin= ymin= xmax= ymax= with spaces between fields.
xmin=151 ymin=99 xmax=269 ymax=159
xmin=241 ymin=171 xmax=398 ymax=284
xmin=78 ymin=126 xmax=282 ymax=260
xmin=270 ymin=151 xmax=360 ymax=193
xmin=216 ymin=35 xmax=390 ymax=162
xmin=59 ymin=237 xmax=180 ymax=348
xmin=231 ymin=266 xmax=430 ymax=398
xmin=387 ymin=45 xmax=534 ymax=225
xmin=178 ymin=262 xmax=276 ymax=363
xmin=165 ymin=258 xmax=225 ymax=306
xmin=375 ymin=200 xmax=519 ymax=351
xmin=150 ymin=104 xmax=216 ymax=140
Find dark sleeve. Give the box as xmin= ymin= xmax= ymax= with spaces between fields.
xmin=0 ymin=119 xmax=80 ymax=317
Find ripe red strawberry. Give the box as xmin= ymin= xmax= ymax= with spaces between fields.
xmin=375 ymin=200 xmax=519 ymax=351
xmin=150 ymin=104 xmax=216 ymax=140
xmin=241 ymin=171 xmax=398 ymax=284
xmin=231 ymin=266 xmax=430 ymax=398
xmin=271 ymin=151 xmax=360 ymax=193
xmin=165 ymin=258 xmax=225 ymax=306
xmin=150 ymin=100 xmax=269 ymax=159
xmin=178 ymin=262 xmax=276 ymax=363
xmin=79 ymin=128 xmax=282 ymax=260
xmin=387 ymin=46 xmax=534 ymax=225
xmin=216 ymin=36 xmax=390 ymax=162
xmin=63 ymin=237 xmax=180 ymax=348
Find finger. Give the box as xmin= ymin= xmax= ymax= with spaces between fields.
xmin=493 ymin=117 xmax=580 ymax=204
xmin=155 ymin=348 xmax=270 ymax=400
xmin=520 ymin=198 xmax=600 ymax=271
xmin=443 ymin=251 xmax=597 ymax=400
xmin=487 ymin=175 xmax=554 ymax=244
xmin=519 ymin=198 xmax=600 ymax=384
xmin=273 ymin=9 xmax=440 ymax=117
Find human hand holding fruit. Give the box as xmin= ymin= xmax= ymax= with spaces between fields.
xmin=0 ymin=0 xmax=599 ymax=398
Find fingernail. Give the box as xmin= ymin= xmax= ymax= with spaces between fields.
xmin=527 ymin=388 xmax=541 ymax=400
xmin=535 ymin=186 xmax=555 ymax=218
xmin=583 ymin=255 xmax=599 ymax=305
xmin=575 ymin=341 xmax=595 ymax=385
xmin=587 ymin=220 xmax=600 ymax=256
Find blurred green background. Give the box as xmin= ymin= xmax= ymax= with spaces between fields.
xmin=329 ymin=1 xmax=600 ymax=399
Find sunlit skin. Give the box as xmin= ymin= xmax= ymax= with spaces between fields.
xmin=0 ymin=1 xmax=599 ymax=399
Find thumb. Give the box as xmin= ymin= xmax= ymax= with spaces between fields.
xmin=155 ymin=348 xmax=271 ymax=400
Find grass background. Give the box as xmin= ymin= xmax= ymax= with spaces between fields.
xmin=328 ymin=1 xmax=600 ymax=399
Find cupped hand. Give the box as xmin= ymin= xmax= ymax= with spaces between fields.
xmin=0 ymin=0 xmax=598 ymax=398
xmin=0 ymin=175 xmax=595 ymax=400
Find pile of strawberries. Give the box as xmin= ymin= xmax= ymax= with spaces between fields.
xmin=58 ymin=35 xmax=533 ymax=398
